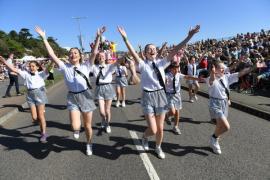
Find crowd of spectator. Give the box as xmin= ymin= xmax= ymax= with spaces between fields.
xmin=158 ymin=29 xmax=270 ymax=93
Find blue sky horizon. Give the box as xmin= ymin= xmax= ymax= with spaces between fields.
xmin=0 ymin=0 xmax=270 ymax=51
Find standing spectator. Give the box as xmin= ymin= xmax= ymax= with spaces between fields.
xmin=3 ymin=53 xmax=22 ymax=98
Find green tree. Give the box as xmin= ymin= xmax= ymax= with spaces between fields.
xmin=9 ymin=30 xmax=19 ymax=41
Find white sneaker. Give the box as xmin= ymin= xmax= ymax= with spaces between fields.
xmin=173 ymin=126 xmax=181 ymax=135
xmin=194 ymin=95 xmax=198 ymax=101
xmin=121 ymin=101 xmax=126 ymax=107
xmin=210 ymin=136 xmax=222 ymax=154
xmin=155 ymin=147 xmax=165 ymax=159
xmin=86 ymin=144 xmax=93 ymax=156
xmin=106 ymin=125 xmax=111 ymax=133
xmin=141 ymin=137 xmax=149 ymax=151
xmin=73 ymin=131 xmax=80 ymax=139
xmin=189 ymin=99 xmax=194 ymax=103
xmin=116 ymin=101 xmax=120 ymax=108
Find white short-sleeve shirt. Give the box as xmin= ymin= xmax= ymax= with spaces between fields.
xmin=92 ymin=63 xmax=117 ymax=84
xmin=187 ymin=63 xmax=197 ymax=76
xmin=166 ymin=72 xmax=185 ymax=93
xmin=115 ymin=65 xmax=127 ymax=77
xmin=137 ymin=59 xmax=170 ymax=91
xmin=18 ymin=70 xmax=48 ymax=89
xmin=207 ymin=73 xmax=239 ymax=99
xmin=58 ymin=61 xmax=92 ymax=92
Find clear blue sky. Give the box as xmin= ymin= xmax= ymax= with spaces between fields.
xmin=0 ymin=0 xmax=269 ymax=51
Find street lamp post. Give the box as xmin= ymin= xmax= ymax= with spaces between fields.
xmin=72 ymin=16 xmax=87 ymax=52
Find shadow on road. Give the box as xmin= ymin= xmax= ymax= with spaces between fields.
xmin=1 ymin=104 xmax=25 ymax=112
xmin=0 ymin=126 xmax=84 ymax=159
xmin=148 ymin=141 xmax=212 ymax=157
xmin=45 ymin=104 xmax=67 ymax=110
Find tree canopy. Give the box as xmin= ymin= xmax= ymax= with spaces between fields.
xmin=0 ymin=28 xmax=68 ymax=58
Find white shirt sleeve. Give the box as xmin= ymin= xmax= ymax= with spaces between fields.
xmin=179 ymin=73 xmax=185 ymax=80
xmin=17 ymin=70 xmax=28 ymax=80
xmin=227 ymin=72 xmax=239 ymax=85
xmin=39 ymin=71 xmax=49 ymax=79
xmin=58 ymin=61 xmax=66 ymax=73
xmin=137 ymin=60 xmax=145 ymax=72
xmin=158 ymin=58 xmax=170 ymax=69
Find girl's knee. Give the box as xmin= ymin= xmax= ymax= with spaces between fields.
xmin=150 ymin=127 xmax=157 ymax=135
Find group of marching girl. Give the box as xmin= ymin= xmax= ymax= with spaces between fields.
xmin=0 ymin=24 xmax=257 ymax=159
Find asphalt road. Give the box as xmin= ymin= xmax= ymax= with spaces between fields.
xmin=0 ymin=81 xmax=269 ymax=180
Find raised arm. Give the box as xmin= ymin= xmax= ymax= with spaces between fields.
xmin=117 ymin=26 xmax=142 ymax=65
xmin=238 ymin=64 xmax=257 ymax=78
xmin=184 ymin=75 xmax=201 ymax=81
xmin=138 ymin=45 xmax=146 ymax=60
xmin=0 ymin=56 xmax=19 ymax=74
xmin=89 ymin=26 xmax=106 ymax=65
xmin=167 ymin=25 xmax=200 ymax=61
xmin=35 ymin=26 xmax=61 ymax=66
xmin=209 ymin=65 xmax=216 ymax=86
xmin=157 ymin=42 xmax=167 ymax=58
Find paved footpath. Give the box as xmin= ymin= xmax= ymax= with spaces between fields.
xmin=0 ymin=81 xmax=269 ymax=180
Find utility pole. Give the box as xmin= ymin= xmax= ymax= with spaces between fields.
xmin=72 ymin=16 xmax=87 ymax=52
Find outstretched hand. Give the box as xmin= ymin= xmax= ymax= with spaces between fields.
xmin=188 ymin=25 xmax=200 ymax=37
xmin=97 ymin=26 xmax=106 ymax=36
xmin=35 ymin=26 xmax=46 ymax=39
xmin=117 ymin=26 xmax=127 ymax=39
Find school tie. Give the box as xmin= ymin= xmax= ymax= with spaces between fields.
xmin=152 ymin=62 xmax=166 ymax=92
xmin=173 ymin=75 xmax=176 ymax=94
xmin=30 ymin=72 xmax=35 ymax=76
xmin=192 ymin=64 xmax=195 ymax=76
xmin=219 ymin=79 xmax=230 ymax=100
xmin=74 ymin=67 xmax=92 ymax=89
xmin=96 ymin=66 xmax=104 ymax=85
xmin=73 ymin=67 xmax=77 ymax=77
xmin=117 ymin=66 xmax=122 ymax=77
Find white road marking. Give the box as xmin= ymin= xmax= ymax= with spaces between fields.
xmin=129 ymin=130 xmax=160 ymax=180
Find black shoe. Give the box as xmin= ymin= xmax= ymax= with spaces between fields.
xmin=2 ymin=95 xmax=11 ymax=98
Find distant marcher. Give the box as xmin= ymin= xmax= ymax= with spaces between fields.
xmin=3 ymin=53 xmax=22 ymax=98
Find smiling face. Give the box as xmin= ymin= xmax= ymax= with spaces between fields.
xmin=97 ymin=52 xmax=106 ymax=64
xmin=144 ymin=44 xmax=157 ymax=60
xmin=69 ymin=48 xmax=81 ymax=65
xmin=215 ymin=62 xmax=225 ymax=77
xmin=28 ymin=61 xmax=39 ymax=73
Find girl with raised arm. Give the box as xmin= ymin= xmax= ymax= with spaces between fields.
xmin=165 ymin=62 xmax=201 ymax=135
xmin=115 ymin=56 xmax=128 ymax=108
xmin=207 ymin=60 xmax=257 ymax=154
xmin=35 ymin=26 xmax=105 ymax=156
xmin=118 ymin=25 xmax=200 ymax=159
xmin=89 ymin=36 xmax=120 ymax=134
xmin=0 ymin=57 xmax=50 ymax=143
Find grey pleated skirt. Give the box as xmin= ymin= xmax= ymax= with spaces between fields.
xmin=115 ymin=76 xmax=128 ymax=87
xmin=166 ymin=92 xmax=182 ymax=110
xmin=141 ymin=89 xmax=167 ymax=115
xmin=27 ymin=86 xmax=48 ymax=106
xmin=209 ymin=97 xmax=229 ymax=119
xmin=67 ymin=89 xmax=96 ymax=112
xmin=95 ymin=83 xmax=116 ymax=100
